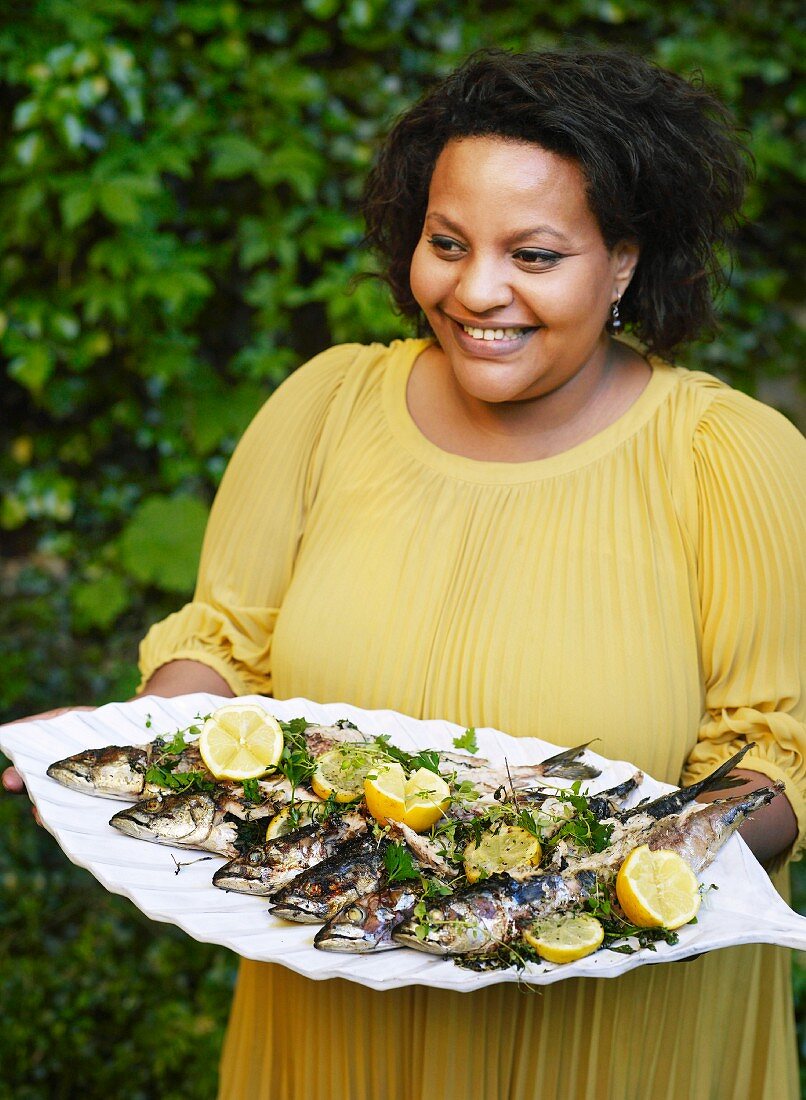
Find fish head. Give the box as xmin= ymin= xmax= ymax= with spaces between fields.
xmin=314 ymin=885 xmax=419 ymax=953
xmin=47 ymin=745 xmax=147 ymax=799
xmin=110 ymin=790 xmax=216 ymax=846
xmin=393 ymin=892 xmax=502 ymax=955
xmin=212 ymin=844 xmax=285 ymax=893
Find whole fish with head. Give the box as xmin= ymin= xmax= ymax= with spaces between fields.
xmin=269 ymin=834 xmax=388 ymax=924
xmin=212 ymin=809 xmax=368 ymax=895
xmin=46 ymin=738 xmax=206 ymax=801
xmin=109 ymin=785 xmax=284 ymax=857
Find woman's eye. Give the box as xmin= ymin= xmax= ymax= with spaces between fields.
xmin=513 ymin=249 xmax=562 ymax=267
xmin=427 ymin=235 xmax=464 ymax=255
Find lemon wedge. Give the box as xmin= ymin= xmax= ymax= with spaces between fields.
xmin=524 ymin=912 xmax=605 ymax=963
xmin=265 ymin=801 xmax=320 ymax=840
xmin=364 ymin=763 xmax=451 ymax=832
xmin=616 ymin=845 xmax=701 ymax=929
xmin=463 ymin=824 xmax=542 ymax=883
xmin=311 ymin=746 xmax=378 ymax=803
xmin=199 ymin=703 xmax=284 ymax=780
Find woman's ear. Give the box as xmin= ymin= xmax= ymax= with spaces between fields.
xmin=612 ymin=239 xmax=640 ymax=294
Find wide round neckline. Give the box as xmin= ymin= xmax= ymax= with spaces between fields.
xmin=382 ymin=338 xmax=680 ymax=484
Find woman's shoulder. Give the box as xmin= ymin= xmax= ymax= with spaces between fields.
xmin=658 ymin=363 xmax=804 ymax=457
xmin=278 ymin=338 xmax=422 ymax=392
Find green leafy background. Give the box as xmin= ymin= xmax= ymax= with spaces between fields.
xmin=0 ymin=1 xmax=803 ymax=1095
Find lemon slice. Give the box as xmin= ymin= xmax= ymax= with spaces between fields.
xmin=265 ymin=801 xmax=320 ymax=840
xmin=311 ymin=746 xmax=378 ymax=803
xmin=198 ymin=703 xmax=284 ymax=780
xmin=524 ymin=912 xmax=605 ymax=963
xmin=616 ymin=845 xmax=701 ymax=929
xmin=364 ymin=764 xmax=451 ymax=832
xmin=463 ymin=824 xmax=543 ymax=883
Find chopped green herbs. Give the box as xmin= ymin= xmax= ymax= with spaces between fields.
xmin=453 ymin=728 xmax=478 ymax=753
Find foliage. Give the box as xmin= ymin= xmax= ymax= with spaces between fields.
xmin=0 ymin=775 xmax=236 ymax=1099
xmin=0 ymin=0 xmax=803 ymax=1092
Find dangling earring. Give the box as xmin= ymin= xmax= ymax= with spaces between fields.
xmin=610 ymin=292 xmax=622 ymax=333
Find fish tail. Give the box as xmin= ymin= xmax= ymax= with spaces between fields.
xmin=621 ymin=743 xmax=756 ymax=821
xmin=538 ymin=742 xmax=601 ymax=780
xmin=680 ymin=743 xmax=756 ymax=799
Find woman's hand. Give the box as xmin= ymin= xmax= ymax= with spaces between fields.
xmin=2 ymin=706 xmax=97 ymax=820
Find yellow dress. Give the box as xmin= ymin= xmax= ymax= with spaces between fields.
xmin=139 ymin=339 xmax=806 ymax=1100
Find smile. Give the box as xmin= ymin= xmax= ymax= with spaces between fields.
xmin=460 ymin=324 xmax=530 ymax=342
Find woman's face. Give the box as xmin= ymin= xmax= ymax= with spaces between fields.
xmin=409 ymin=137 xmax=638 ymax=408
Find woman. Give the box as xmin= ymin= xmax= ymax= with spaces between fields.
xmin=7 ymin=49 xmax=805 ymax=1098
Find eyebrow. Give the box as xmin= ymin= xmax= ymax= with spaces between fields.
xmin=425 ymin=212 xmax=572 ymax=247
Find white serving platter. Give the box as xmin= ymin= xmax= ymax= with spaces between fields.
xmin=2 ymin=693 xmax=805 ymax=992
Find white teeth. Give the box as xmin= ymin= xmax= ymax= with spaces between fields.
xmin=461 ymin=324 xmax=528 ymax=341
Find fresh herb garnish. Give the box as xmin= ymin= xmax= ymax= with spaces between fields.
xmin=383 ymin=842 xmax=421 ymax=884
xmin=241 ymin=778 xmax=261 ymax=803
xmin=278 ymin=718 xmax=315 ymax=788
xmin=542 ymin=781 xmax=614 ymax=855
xmin=144 ymin=764 xmax=215 ymax=794
xmin=453 ymin=728 xmax=478 ymax=753
xmin=231 ymin=814 xmax=271 ymax=855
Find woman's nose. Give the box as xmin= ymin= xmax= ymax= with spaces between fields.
xmin=453 ymin=256 xmax=514 ymax=314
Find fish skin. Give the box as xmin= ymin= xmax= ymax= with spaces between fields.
xmin=314 ymin=879 xmax=420 ymax=953
xmin=643 ymin=783 xmax=784 ymax=874
xmin=269 ymin=834 xmax=387 ymax=924
xmin=212 ymin=810 xmax=368 ymax=895
xmin=393 ymin=871 xmax=597 ymax=956
xmin=109 ymin=787 xmax=278 ymax=857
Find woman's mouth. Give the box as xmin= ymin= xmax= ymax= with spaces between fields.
xmin=448 ymin=316 xmax=538 ymax=353
xmin=459 ymin=323 xmax=531 ymax=342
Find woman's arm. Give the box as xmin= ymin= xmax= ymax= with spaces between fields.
xmin=696 ymin=768 xmax=798 ymax=866
xmin=139 ymin=659 xmax=235 ymax=700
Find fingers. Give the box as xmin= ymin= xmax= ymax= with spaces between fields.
xmin=2 ymin=766 xmax=25 ymax=793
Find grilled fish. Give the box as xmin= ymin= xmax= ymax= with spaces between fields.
xmin=396 ymin=784 xmax=781 ymax=956
xmin=436 ymin=741 xmax=600 ymax=795
xmin=109 ymin=786 xmax=279 ymax=857
xmin=269 ymin=834 xmax=387 ymax=924
xmin=212 ymin=810 xmax=368 ymax=895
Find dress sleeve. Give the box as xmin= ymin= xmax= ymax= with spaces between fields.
xmin=681 ymin=389 xmax=806 ymax=860
xmin=137 ymin=344 xmax=362 ymax=696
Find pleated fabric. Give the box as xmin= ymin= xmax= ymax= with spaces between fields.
xmin=139 ymin=339 xmax=805 ymax=1100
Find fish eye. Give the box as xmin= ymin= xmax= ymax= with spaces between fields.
xmin=248 ymin=850 xmax=263 ymax=864
xmin=428 ymin=908 xmax=443 ymax=923
xmin=346 ymin=906 xmax=364 ymax=922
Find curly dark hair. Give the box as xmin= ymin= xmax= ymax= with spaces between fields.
xmin=361 ymin=48 xmax=750 ymax=355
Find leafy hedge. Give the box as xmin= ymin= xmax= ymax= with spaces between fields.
xmin=0 ymin=1 xmax=803 ymax=1095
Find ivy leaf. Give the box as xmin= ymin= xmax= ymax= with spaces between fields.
xmin=118 ymin=494 xmax=209 ymax=594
